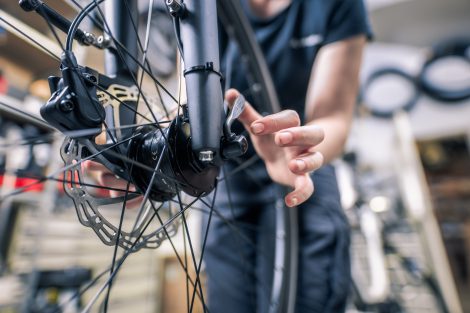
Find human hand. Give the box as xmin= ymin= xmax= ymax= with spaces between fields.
xmin=225 ymin=89 xmax=325 ymax=207
xmin=82 ymin=160 xmax=141 ymax=207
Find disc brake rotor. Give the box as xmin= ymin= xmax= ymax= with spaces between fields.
xmin=60 ymin=138 xmax=181 ymax=251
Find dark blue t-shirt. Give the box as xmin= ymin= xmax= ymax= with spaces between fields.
xmin=220 ymin=0 xmax=372 ymax=202
xmin=224 ymin=0 xmax=372 ymax=120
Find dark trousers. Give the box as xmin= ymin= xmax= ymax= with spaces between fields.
xmin=203 ymin=165 xmax=351 ymax=313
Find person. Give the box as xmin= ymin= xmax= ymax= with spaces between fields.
xmin=203 ymin=0 xmax=372 ymax=312
xmin=85 ymin=0 xmax=371 ymax=311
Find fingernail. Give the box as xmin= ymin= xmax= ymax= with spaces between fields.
xmin=251 ymin=123 xmax=264 ymax=134
xmin=290 ymin=197 xmax=298 ymax=206
xmin=296 ymin=159 xmax=306 ymax=171
xmin=278 ymin=132 xmax=292 ymax=144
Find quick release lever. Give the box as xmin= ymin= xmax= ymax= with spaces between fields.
xmin=224 ymin=94 xmax=246 ymax=139
xmin=221 ymin=95 xmax=248 ymax=160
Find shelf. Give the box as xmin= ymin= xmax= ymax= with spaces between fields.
xmin=0 ymin=0 xmax=78 ymax=36
xmin=0 ymin=10 xmax=62 ymax=77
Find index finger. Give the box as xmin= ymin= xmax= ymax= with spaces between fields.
xmin=250 ymin=110 xmax=300 ymax=135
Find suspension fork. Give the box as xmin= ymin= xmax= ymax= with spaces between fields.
xmin=178 ymin=0 xmax=224 ymax=164
xmin=105 ymin=0 xmax=224 ymax=164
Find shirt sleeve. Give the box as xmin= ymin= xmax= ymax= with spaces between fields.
xmin=323 ymin=0 xmax=373 ymax=45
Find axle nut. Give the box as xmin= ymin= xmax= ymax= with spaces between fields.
xmin=199 ymin=150 xmax=214 ymax=162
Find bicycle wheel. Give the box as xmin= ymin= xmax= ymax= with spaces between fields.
xmin=0 ymin=1 xmax=298 ymax=312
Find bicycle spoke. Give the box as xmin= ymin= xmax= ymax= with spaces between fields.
xmin=0 ymin=16 xmax=61 ymax=61
xmin=80 ymin=195 xmax=202 ymax=312
xmin=198 ymin=198 xmax=274 ymax=303
xmin=0 ymin=135 xmax=138 ymax=200
xmin=37 ymin=4 xmax=66 ymax=52
xmin=175 ymin=188 xmax=207 ymax=312
xmin=128 ymin=145 xmax=167 ymax=233
xmin=149 ymin=200 xmax=208 ymax=312
xmin=102 ymin=175 xmax=132 ymax=312
xmin=54 ymin=200 xmax=178 ymax=312
xmin=0 ymin=122 xmax=173 ymax=148
xmin=91 ymin=1 xmax=173 ymax=126
xmin=134 ymin=0 xmax=158 ymax=122
xmin=0 ymin=170 xmax=140 ymax=195
xmin=218 ymin=156 xmax=265 ymax=188
xmin=68 ymin=0 xmax=105 ymax=31
xmin=189 ymin=187 xmax=217 ymax=313
xmin=80 ymin=211 xmax=158 ymax=313
xmin=122 ymin=0 xmax=173 ymax=120
xmin=92 ymin=147 xmax=185 ymax=187
xmin=91 ymin=83 xmax=156 ymax=125
xmin=77 ymin=1 xmax=178 ymax=165
xmin=67 ymin=1 xmax=179 ymax=112
xmin=107 ymin=37 xmax=179 ymax=104
xmin=183 ymin=215 xmax=190 ymax=313
xmin=220 ymin=165 xmax=258 ymax=306
xmin=0 ymin=1 xmax=292 ymax=312
xmin=217 ymin=155 xmax=260 ymax=182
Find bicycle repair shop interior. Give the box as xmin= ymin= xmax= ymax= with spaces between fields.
xmin=0 ymin=0 xmax=469 ymax=312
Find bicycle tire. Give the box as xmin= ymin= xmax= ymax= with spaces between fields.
xmin=360 ymin=67 xmax=420 ymax=119
xmin=218 ymin=2 xmax=298 ymax=313
xmin=418 ymin=39 xmax=470 ymax=103
xmin=0 ymin=1 xmax=298 ymax=313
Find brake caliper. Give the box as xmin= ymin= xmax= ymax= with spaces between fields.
xmin=42 ymin=51 xmax=105 ymax=137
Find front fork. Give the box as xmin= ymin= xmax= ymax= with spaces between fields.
xmin=178 ymin=0 xmax=224 ymax=163
xmin=107 ymin=0 xmax=225 ymax=164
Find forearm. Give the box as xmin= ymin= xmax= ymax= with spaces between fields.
xmin=303 ymin=36 xmax=365 ymax=163
xmin=306 ymin=112 xmax=352 ymax=164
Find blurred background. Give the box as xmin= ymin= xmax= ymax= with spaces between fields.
xmin=0 ymin=0 xmax=469 ymax=312
xmin=346 ymin=0 xmax=469 ymax=312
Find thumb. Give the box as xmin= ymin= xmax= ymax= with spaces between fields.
xmin=225 ymin=89 xmax=262 ymax=132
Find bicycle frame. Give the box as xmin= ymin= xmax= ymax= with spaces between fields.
xmin=105 ymin=0 xmax=224 ymax=163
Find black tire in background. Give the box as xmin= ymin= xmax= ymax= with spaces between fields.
xmin=418 ymin=39 xmax=470 ymax=103
xmin=360 ymin=67 xmax=420 ymax=118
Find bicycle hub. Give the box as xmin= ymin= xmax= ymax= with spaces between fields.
xmin=128 ymin=116 xmax=219 ymax=201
